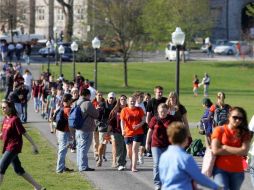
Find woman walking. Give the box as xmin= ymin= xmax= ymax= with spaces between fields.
xmin=0 ymin=100 xmax=45 ymax=190
xmin=211 ymin=107 xmax=252 ymax=190
xmin=120 ymin=96 xmax=145 ymax=172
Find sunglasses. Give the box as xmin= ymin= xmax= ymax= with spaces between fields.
xmin=232 ymin=116 xmax=243 ymax=121
xmin=120 ymin=98 xmax=126 ymax=101
xmin=109 ymin=97 xmax=114 ymax=99
xmin=1 ymin=106 xmax=6 ymax=109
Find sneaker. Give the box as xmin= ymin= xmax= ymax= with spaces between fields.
xmin=83 ymin=167 xmax=95 ymax=171
xmin=96 ymin=160 xmax=102 ymax=167
xmin=154 ymin=186 xmax=161 ymax=190
xmin=118 ymin=165 xmax=125 ymax=171
xmin=103 ymin=156 xmax=107 ymax=162
xmin=64 ymin=167 xmax=74 ymax=172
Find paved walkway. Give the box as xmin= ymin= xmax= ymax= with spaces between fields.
xmin=25 ymin=64 xmax=252 ymax=190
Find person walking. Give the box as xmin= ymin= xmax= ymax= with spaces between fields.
xmin=146 ymin=103 xmax=178 ymax=190
xmin=159 ymin=121 xmax=221 ymax=190
xmin=199 ymin=73 xmax=210 ymax=97
xmin=120 ymin=96 xmax=145 ymax=172
xmin=76 ymin=88 xmax=99 ymax=172
xmin=0 ymin=99 xmax=46 ymax=190
xmin=108 ymin=95 xmax=128 ymax=170
xmin=211 ymin=107 xmax=252 ymax=190
xmin=192 ymin=74 xmax=199 ymax=97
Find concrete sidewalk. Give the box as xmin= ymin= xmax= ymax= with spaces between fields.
xmin=25 ymin=64 xmax=252 ymax=190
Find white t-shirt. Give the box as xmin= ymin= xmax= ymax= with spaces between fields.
xmin=23 ymin=73 xmax=33 ymax=87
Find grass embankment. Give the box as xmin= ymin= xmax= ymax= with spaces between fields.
xmin=1 ymin=127 xmax=94 ymax=190
xmin=46 ymin=60 xmax=254 ymax=122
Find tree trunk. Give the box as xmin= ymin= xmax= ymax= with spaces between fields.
xmin=64 ymin=5 xmax=73 ymax=42
xmin=123 ymin=57 xmax=128 ymax=87
xmin=29 ymin=0 xmax=35 ymax=34
xmin=48 ymin=0 xmax=54 ymax=39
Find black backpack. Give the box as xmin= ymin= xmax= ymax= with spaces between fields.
xmin=53 ymin=108 xmax=68 ymax=131
xmin=213 ymin=104 xmax=230 ymax=126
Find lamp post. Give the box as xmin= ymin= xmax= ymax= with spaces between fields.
xmin=53 ymin=27 xmax=58 ymax=65
xmin=71 ymin=41 xmax=78 ymax=81
xmin=172 ymin=27 xmax=185 ymax=97
xmin=92 ymin=37 xmax=101 ymax=89
xmin=46 ymin=40 xmax=51 ymax=73
xmin=58 ymin=45 xmax=65 ymax=76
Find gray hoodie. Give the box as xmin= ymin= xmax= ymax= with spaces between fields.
xmin=76 ymin=97 xmax=99 ymax=132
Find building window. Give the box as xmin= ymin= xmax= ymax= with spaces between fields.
xmin=211 ymin=7 xmax=223 ymax=25
xmin=36 ymin=7 xmax=45 ymax=20
xmin=21 ymin=8 xmax=26 ymax=20
xmin=56 ymin=8 xmax=64 ymax=21
xmin=76 ymin=7 xmax=85 ymax=20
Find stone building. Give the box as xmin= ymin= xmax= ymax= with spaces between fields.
xmin=0 ymin=0 xmax=254 ymax=41
xmin=210 ymin=0 xmax=254 ymax=40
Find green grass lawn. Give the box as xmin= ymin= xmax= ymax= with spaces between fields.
xmin=1 ymin=127 xmax=94 ymax=190
xmin=46 ymin=60 xmax=254 ymax=122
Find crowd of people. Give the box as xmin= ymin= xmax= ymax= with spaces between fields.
xmin=0 ymin=62 xmax=253 ymax=190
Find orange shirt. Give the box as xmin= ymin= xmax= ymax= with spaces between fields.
xmin=211 ymin=124 xmax=251 ymax=172
xmin=120 ymin=107 xmax=144 ymax=137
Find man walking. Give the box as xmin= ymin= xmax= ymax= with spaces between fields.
xmin=76 ymin=88 xmax=99 ymax=172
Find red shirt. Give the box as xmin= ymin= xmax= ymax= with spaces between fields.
xmin=1 ymin=115 xmax=26 ymax=154
xmin=63 ymin=106 xmax=71 ymax=132
xmin=149 ymin=115 xmax=177 ymax=147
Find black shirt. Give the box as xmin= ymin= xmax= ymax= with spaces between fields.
xmin=146 ymin=97 xmax=167 ymax=117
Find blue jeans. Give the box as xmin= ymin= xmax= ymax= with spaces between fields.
xmin=33 ymin=97 xmax=40 ymax=111
xmin=21 ymin=103 xmax=27 ymax=122
xmin=151 ymin=147 xmax=167 ymax=188
xmin=14 ymin=103 xmax=22 ymax=120
xmin=56 ymin=131 xmax=70 ymax=173
xmin=76 ymin=130 xmax=93 ymax=171
xmin=0 ymin=151 xmax=25 ymax=175
xmin=213 ymin=167 xmax=244 ymax=190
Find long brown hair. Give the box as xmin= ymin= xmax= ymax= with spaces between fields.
xmin=230 ymin=107 xmax=249 ymax=137
xmin=108 ymin=95 xmax=127 ymax=121
xmin=2 ymin=99 xmax=17 ymax=116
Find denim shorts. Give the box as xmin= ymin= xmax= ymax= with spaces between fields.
xmin=124 ymin=134 xmax=143 ymax=145
xmin=0 ymin=151 xmax=25 ymax=175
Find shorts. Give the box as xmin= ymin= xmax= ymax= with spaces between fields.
xmin=124 ymin=134 xmax=143 ymax=145
xmin=99 ymin=132 xmax=111 ymax=144
xmin=0 ymin=151 xmax=25 ymax=175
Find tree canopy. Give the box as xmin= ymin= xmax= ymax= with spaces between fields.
xmin=142 ymin=0 xmax=213 ymax=45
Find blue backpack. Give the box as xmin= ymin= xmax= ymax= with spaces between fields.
xmin=68 ymin=100 xmax=87 ymax=129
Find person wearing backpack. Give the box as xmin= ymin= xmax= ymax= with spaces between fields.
xmin=75 ymin=88 xmax=99 ymax=172
xmin=208 ymin=92 xmax=231 ymax=127
xmin=55 ymin=93 xmax=74 ymax=173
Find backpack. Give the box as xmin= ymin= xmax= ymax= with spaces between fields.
xmin=214 ymin=104 xmax=230 ymax=126
xmin=53 ymin=108 xmax=67 ymax=131
xmin=186 ymin=139 xmax=204 ymax=156
xmin=68 ymin=100 xmax=87 ymax=129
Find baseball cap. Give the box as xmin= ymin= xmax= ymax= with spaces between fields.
xmin=108 ymin=92 xmax=115 ymax=99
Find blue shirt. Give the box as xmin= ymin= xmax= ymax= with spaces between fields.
xmin=159 ymin=145 xmax=219 ymax=190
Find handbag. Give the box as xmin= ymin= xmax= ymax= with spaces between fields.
xmin=201 ymin=147 xmax=216 ymax=177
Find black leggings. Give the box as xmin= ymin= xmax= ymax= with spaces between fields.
xmin=0 ymin=151 xmax=25 ymax=175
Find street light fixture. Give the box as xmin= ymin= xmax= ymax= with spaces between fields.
xmin=92 ymin=37 xmax=101 ymax=89
xmin=46 ymin=40 xmax=51 ymax=73
xmin=71 ymin=41 xmax=78 ymax=81
xmin=172 ymin=27 xmax=185 ymax=97
xmin=58 ymin=45 xmax=65 ymax=76
xmin=53 ymin=27 xmax=58 ymax=65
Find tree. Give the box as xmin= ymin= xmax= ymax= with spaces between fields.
xmin=56 ymin=0 xmax=74 ymax=42
xmin=90 ymin=0 xmax=146 ymax=87
xmin=246 ymin=3 xmax=254 ymax=17
xmin=142 ymin=0 xmax=213 ymax=45
xmin=29 ymin=0 xmax=36 ymax=34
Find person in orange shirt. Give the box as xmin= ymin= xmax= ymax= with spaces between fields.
xmin=192 ymin=74 xmax=199 ymax=97
xmin=211 ymin=107 xmax=252 ymax=190
xmin=120 ymin=96 xmax=145 ymax=172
